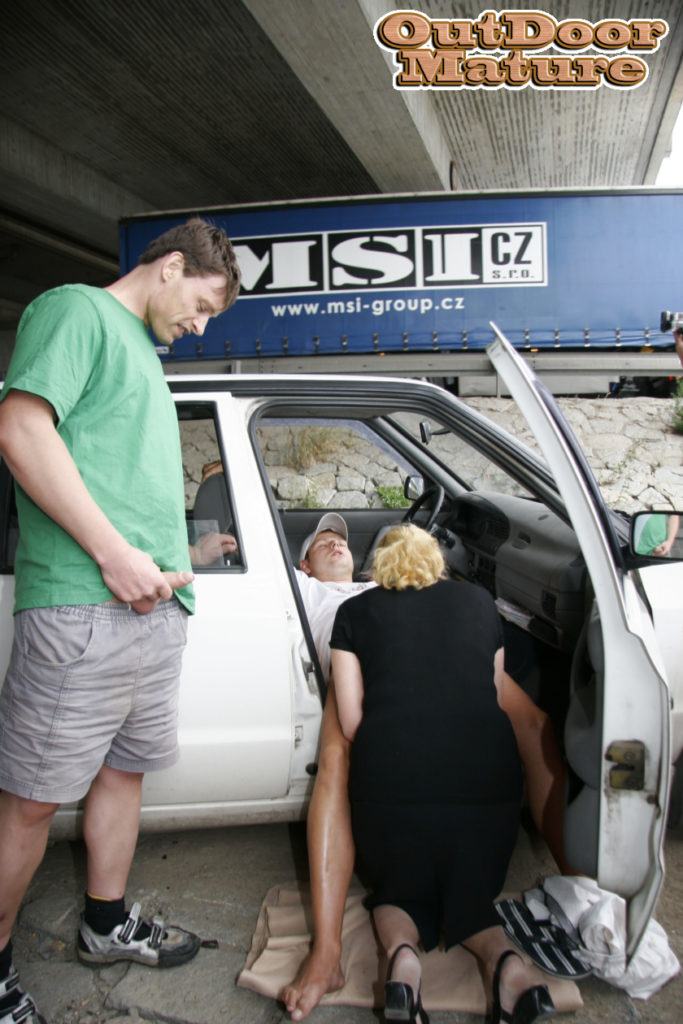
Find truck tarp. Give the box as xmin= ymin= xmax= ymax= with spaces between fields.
xmin=119 ymin=189 xmax=682 ymax=363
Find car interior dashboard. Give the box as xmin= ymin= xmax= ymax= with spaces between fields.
xmin=431 ymin=490 xmax=588 ymax=654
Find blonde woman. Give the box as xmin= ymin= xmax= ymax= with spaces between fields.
xmin=330 ymin=524 xmax=555 ymax=1024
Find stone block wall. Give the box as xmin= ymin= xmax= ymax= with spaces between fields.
xmin=182 ymin=398 xmax=683 ymax=514
xmin=256 ymin=425 xmax=406 ymax=510
xmin=468 ymin=397 xmax=683 ymax=512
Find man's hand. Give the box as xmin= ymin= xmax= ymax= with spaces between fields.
xmin=189 ymin=531 xmax=238 ymax=566
xmin=99 ymin=542 xmax=194 ymax=613
xmin=130 ymin=571 xmax=194 ymax=614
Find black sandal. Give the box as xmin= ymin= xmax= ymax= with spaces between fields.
xmin=384 ymin=943 xmax=429 ymax=1024
xmin=490 ymin=950 xmax=556 ymax=1024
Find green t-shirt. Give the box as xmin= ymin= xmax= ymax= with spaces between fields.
xmin=634 ymin=513 xmax=667 ymax=556
xmin=1 ymin=284 xmax=194 ymax=613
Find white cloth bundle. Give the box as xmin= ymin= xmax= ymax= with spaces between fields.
xmin=525 ymin=875 xmax=679 ymax=1000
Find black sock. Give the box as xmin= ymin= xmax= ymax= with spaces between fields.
xmin=83 ymin=894 xmax=126 ymax=935
xmin=0 ymin=941 xmax=20 ymax=1013
xmin=0 ymin=940 xmax=12 ymax=978
xmin=82 ymin=894 xmax=152 ymax=941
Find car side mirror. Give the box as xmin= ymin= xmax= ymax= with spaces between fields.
xmin=419 ymin=420 xmax=432 ymax=444
xmin=404 ymin=474 xmax=424 ymax=501
xmin=630 ymin=511 xmax=683 ymax=559
xmin=419 ymin=419 xmax=449 ymax=444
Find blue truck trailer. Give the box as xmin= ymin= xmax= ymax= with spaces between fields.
xmin=119 ymin=188 xmax=683 ymax=394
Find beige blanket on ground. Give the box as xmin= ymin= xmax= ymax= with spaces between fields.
xmin=237 ymin=882 xmax=583 ymax=1013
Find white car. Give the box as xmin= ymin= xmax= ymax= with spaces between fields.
xmin=0 ymin=327 xmax=680 ymax=955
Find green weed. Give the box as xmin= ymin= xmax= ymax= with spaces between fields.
xmin=300 ymin=484 xmax=323 ymax=508
xmin=376 ymin=484 xmax=410 ymax=509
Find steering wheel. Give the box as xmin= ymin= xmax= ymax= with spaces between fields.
xmin=403 ymin=484 xmax=445 ymax=532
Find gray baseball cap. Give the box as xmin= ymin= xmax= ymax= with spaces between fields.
xmin=299 ymin=512 xmax=349 ymax=563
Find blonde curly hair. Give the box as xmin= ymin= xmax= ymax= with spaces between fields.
xmin=372 ymin=523 xmax=446 ymax=590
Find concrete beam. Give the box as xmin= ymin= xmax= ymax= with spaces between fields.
xmin=643 ymin=58 xmax=683 ymax=182
xmin=241 ymin=0 xmax=451 ymax=192
xmin=0 ymin=214 xmax=118 ymax=275
xmin=638 ymin=9 xmax=683 ymax=183
xmin=0 ymin=115 xmax=149 ymax=252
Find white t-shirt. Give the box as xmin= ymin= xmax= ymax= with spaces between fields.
xmin=295 ymin=569 xmax=376 ymax=682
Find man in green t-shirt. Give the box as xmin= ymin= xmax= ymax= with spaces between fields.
xmin=0 ymin=219 xmax=240 ymax=1024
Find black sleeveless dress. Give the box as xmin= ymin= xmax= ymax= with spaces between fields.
xmin=330 ymin=578 xmax=523 ymax=950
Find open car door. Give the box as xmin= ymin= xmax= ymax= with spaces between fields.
xmin=487 ymin=324 xmax=671 ymax=956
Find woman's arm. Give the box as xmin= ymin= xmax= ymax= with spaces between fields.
xmin=330 ymin=648 xmax=364 ymax=741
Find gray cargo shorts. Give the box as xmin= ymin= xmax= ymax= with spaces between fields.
xmin=0 ymin=599 xmax=188 ymax=804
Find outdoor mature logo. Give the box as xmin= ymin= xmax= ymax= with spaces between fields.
xmin=374 ymin=9 xmax=668 ymax=90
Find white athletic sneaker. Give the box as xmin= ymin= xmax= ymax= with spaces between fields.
xmin=77 ymin=901 xmax=200 ymax=968
xmin=0 ymin=966 xmax=47 ymax=1024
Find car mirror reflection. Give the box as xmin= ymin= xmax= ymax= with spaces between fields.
xmin=630 ymin=511 xmax=683 ymax=560
xmin=404 ymin=474 xmax=424 ymax=501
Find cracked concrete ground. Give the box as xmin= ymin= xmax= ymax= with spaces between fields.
xmin=12 ymin=813 xmax=682 ymax=1024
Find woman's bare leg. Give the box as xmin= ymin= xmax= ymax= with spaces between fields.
xmin=373 ymin=904 xmax=422 ymax=1002
xmin=463 ymin=924 xmax=551 ymax=1018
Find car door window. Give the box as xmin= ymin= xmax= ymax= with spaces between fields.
xmin=255 ymin=417 xmax=416 ymax=511
xmin=393 ymin=411 xmax=538 ymax=499
xmin=0 ymin=406 xmax=243 ymax=575
xmin=178 ymin=402 xmax=243 ymax=569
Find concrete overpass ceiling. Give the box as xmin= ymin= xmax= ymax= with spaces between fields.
xmin=424 ymin=0 xmax=683 ymax=190
xmin=2 ymin=1 xmax=377 ymax=227
xmin=1 ymin=0 xmax=379 ymax=320
xmin=1 ymin=1 xmax=682 ymax=335
xmin=248 ymin=0 xmax=683 ymax=191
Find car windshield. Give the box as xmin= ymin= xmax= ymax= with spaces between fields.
xmin=390 ymin=410 xmax=538 ymax=500
xmin=254 ymin=406 xmax=544 ymax=513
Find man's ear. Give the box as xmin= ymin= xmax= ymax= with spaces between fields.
xmin=300 ymin=559 xmax=311 ymax=575
xmin=161 ymin=251 xmax=185 ymax=281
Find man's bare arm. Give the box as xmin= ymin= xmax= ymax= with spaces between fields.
xmin=0 ymin=390 xmax=192 ymax=610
